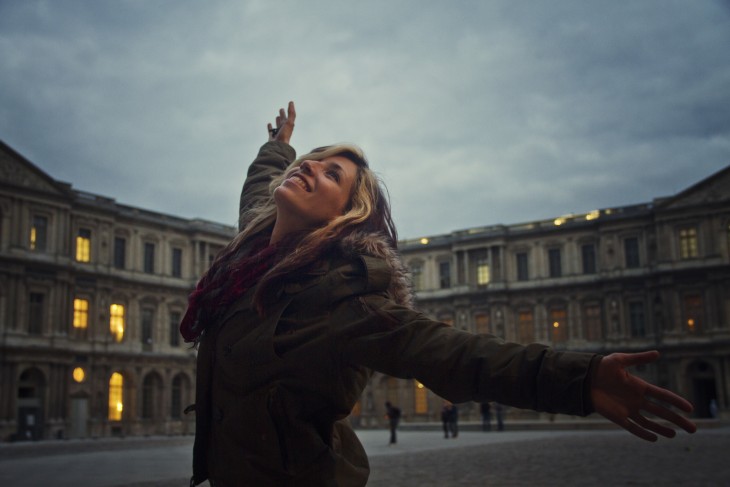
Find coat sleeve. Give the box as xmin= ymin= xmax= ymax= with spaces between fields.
xmin=238 ymin=141 xmax=296 ymax=231
xmin=335 ymin=294 xmax=602 ymax=417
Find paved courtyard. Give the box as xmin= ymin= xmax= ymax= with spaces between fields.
xmin=0 ymin=427 xmax=727 ymax=486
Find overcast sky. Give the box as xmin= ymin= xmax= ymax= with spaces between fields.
xmin=1 ymin=1 xmax=729 ymax=239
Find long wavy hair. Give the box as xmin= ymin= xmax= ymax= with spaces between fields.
xmin=202 ymin=144 xmax=397 ymax=316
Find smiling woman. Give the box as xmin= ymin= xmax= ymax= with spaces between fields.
xmin=182 ymin=102 xmax=696 ymax=487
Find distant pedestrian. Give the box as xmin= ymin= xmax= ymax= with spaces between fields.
xmin=449 ymin=404 xmax=459 ymax=438
xmin=385 ymin=401 xmax=401 ymax=445
xmin=441 ymin=402 xmax=451 ymax=438
xmin=481 ymin=402 xmax=492 ymax=431
xmin=495 ymin=403 xmax=505 ymax=431
xmin=441 ymin=401 xmax=458 ymax=438
xmin=709 ymin=399 xmax=718 ymax=419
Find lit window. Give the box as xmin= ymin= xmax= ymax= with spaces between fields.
xmin=679 ymin=228 xmax=698 ymax=259
xmin=108 ymin=372 xmax=124 ymax=421
xmin=73 ymin=367 xmax=86 ymax=383
xmin=110 ymin=304 xmax=125 ymax=342
xmin=684 ymin=294 xmax=703 ymax=333
xmin=474 ymin=313 xmax=490 ymax=334
xmin=549 ymin=308 xmax=567 ymax=343
xmin=414 ymin=381 xmax=428 ymax=414
xmin=30 ymin=215 xmax=48 ymax=251
xmin=76 ymin=228 xmax=91 ymax=262
xmin=477 ymin=259 xmax=490 ymax=285
xmin=518 ymin=310 xmax=534 ymax=344
xmin=73 ymin=298 xmax=89 ymax=329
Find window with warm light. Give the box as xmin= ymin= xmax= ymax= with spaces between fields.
xmin=474 ymin=313 xmax=490 ymax=334
xmin=73 ymin=298 xmax=89 ymax=329
xmin=73 ymin=367 xmax=86 ymax=383
xmin=679 ymin=227 xmax=698 ymax=259
xmin=684 ymin=294 xmax=703 ymax=333
xmin=414 ymin=381 xmax=428 ymax=414
xmin=518 ymin=310 xmax=534 ymax=344
xmin=108 ymin=372 xmax=124 ymax=421
xmin=477 ymin=259 xmax=490 ymax=285
xmin=76 ymin=228 xmax=91 ymax=262
xmin=549 ymin=308 xmax=567 ymax=343
xmin=109 ymin=304 xmax=125 ymax=342
xmin=30 ymin=215 xmax=48 ymax=251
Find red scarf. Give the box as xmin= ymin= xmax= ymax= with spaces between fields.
xmin=179 ymin=240 xmax=280 ymax=342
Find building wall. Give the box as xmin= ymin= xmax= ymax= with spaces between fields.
xmin=354 ymin=169 xmax=730 ymax=426
xmin=0 ymin=141 xmax=235 ymax=441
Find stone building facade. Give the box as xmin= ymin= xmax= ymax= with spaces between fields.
xmin=0 ymin=141 xmax=234 ymax=441
xmin=357 ymin=165 xmax=730 ymax=426
xmin=2 ymin=137 xmax=727 ymax=440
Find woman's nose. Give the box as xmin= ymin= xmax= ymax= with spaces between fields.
xmin=300 ymin=160 xmax=316 ymax=174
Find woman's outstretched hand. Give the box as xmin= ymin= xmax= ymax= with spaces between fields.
xmin=591 ymin=350 xmax=697 ymax=441
xmin=268 ymin=101 xmax=296 ymax=145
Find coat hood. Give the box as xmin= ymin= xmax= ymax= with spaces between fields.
xmin=338 ymin=231 xmax=415 ymax=309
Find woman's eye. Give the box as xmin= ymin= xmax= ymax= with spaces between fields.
xmin=327 ymin=170 xmax=340 ymax=182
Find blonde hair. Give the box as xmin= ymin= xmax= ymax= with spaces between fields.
xmin=209 ymin=144 xmax=397 ymax=315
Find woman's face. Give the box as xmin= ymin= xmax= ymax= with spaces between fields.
xmin=274 ymin=155 xmax=359 ymax=230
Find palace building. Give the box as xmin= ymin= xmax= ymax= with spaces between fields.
xmin=1 ymin=138 xmax=727 ymax=440
xmin=355 ymin=165 xmax=730 ymax=426
xmin=0 ymin=140 xmax=234 ymax=441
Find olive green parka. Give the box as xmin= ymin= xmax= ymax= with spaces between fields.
xmin=190 ymin=142 xmax=602 ymax=486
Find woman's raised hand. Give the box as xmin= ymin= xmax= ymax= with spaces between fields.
xmin=590 ymin=350 xmax=697 ymax=441
xmin=268 ymin=101 xmax=296 ymax=145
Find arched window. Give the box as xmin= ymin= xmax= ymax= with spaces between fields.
xmin=171 ymin=374 xmax=184 ymax=419
xmin=142 ymin=373 xmax=162 ymax=419
xmin=108 ymin=373 xmax=124 ymax=421
xmin=414 ymin=381 xmax=428 ymax=414
xmin=549 ymin=307 xmax=568 ymax=344
xmin=109 ymin=304 xmax=125 ymax=342
xmin=517 ymin=309 xmax=534 ymax=344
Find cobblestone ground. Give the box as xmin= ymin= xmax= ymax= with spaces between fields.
xmin=1 ymin=427 xmax=727 ymax=486
xmin=366 ymin=429 xmax=730 ymax=486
